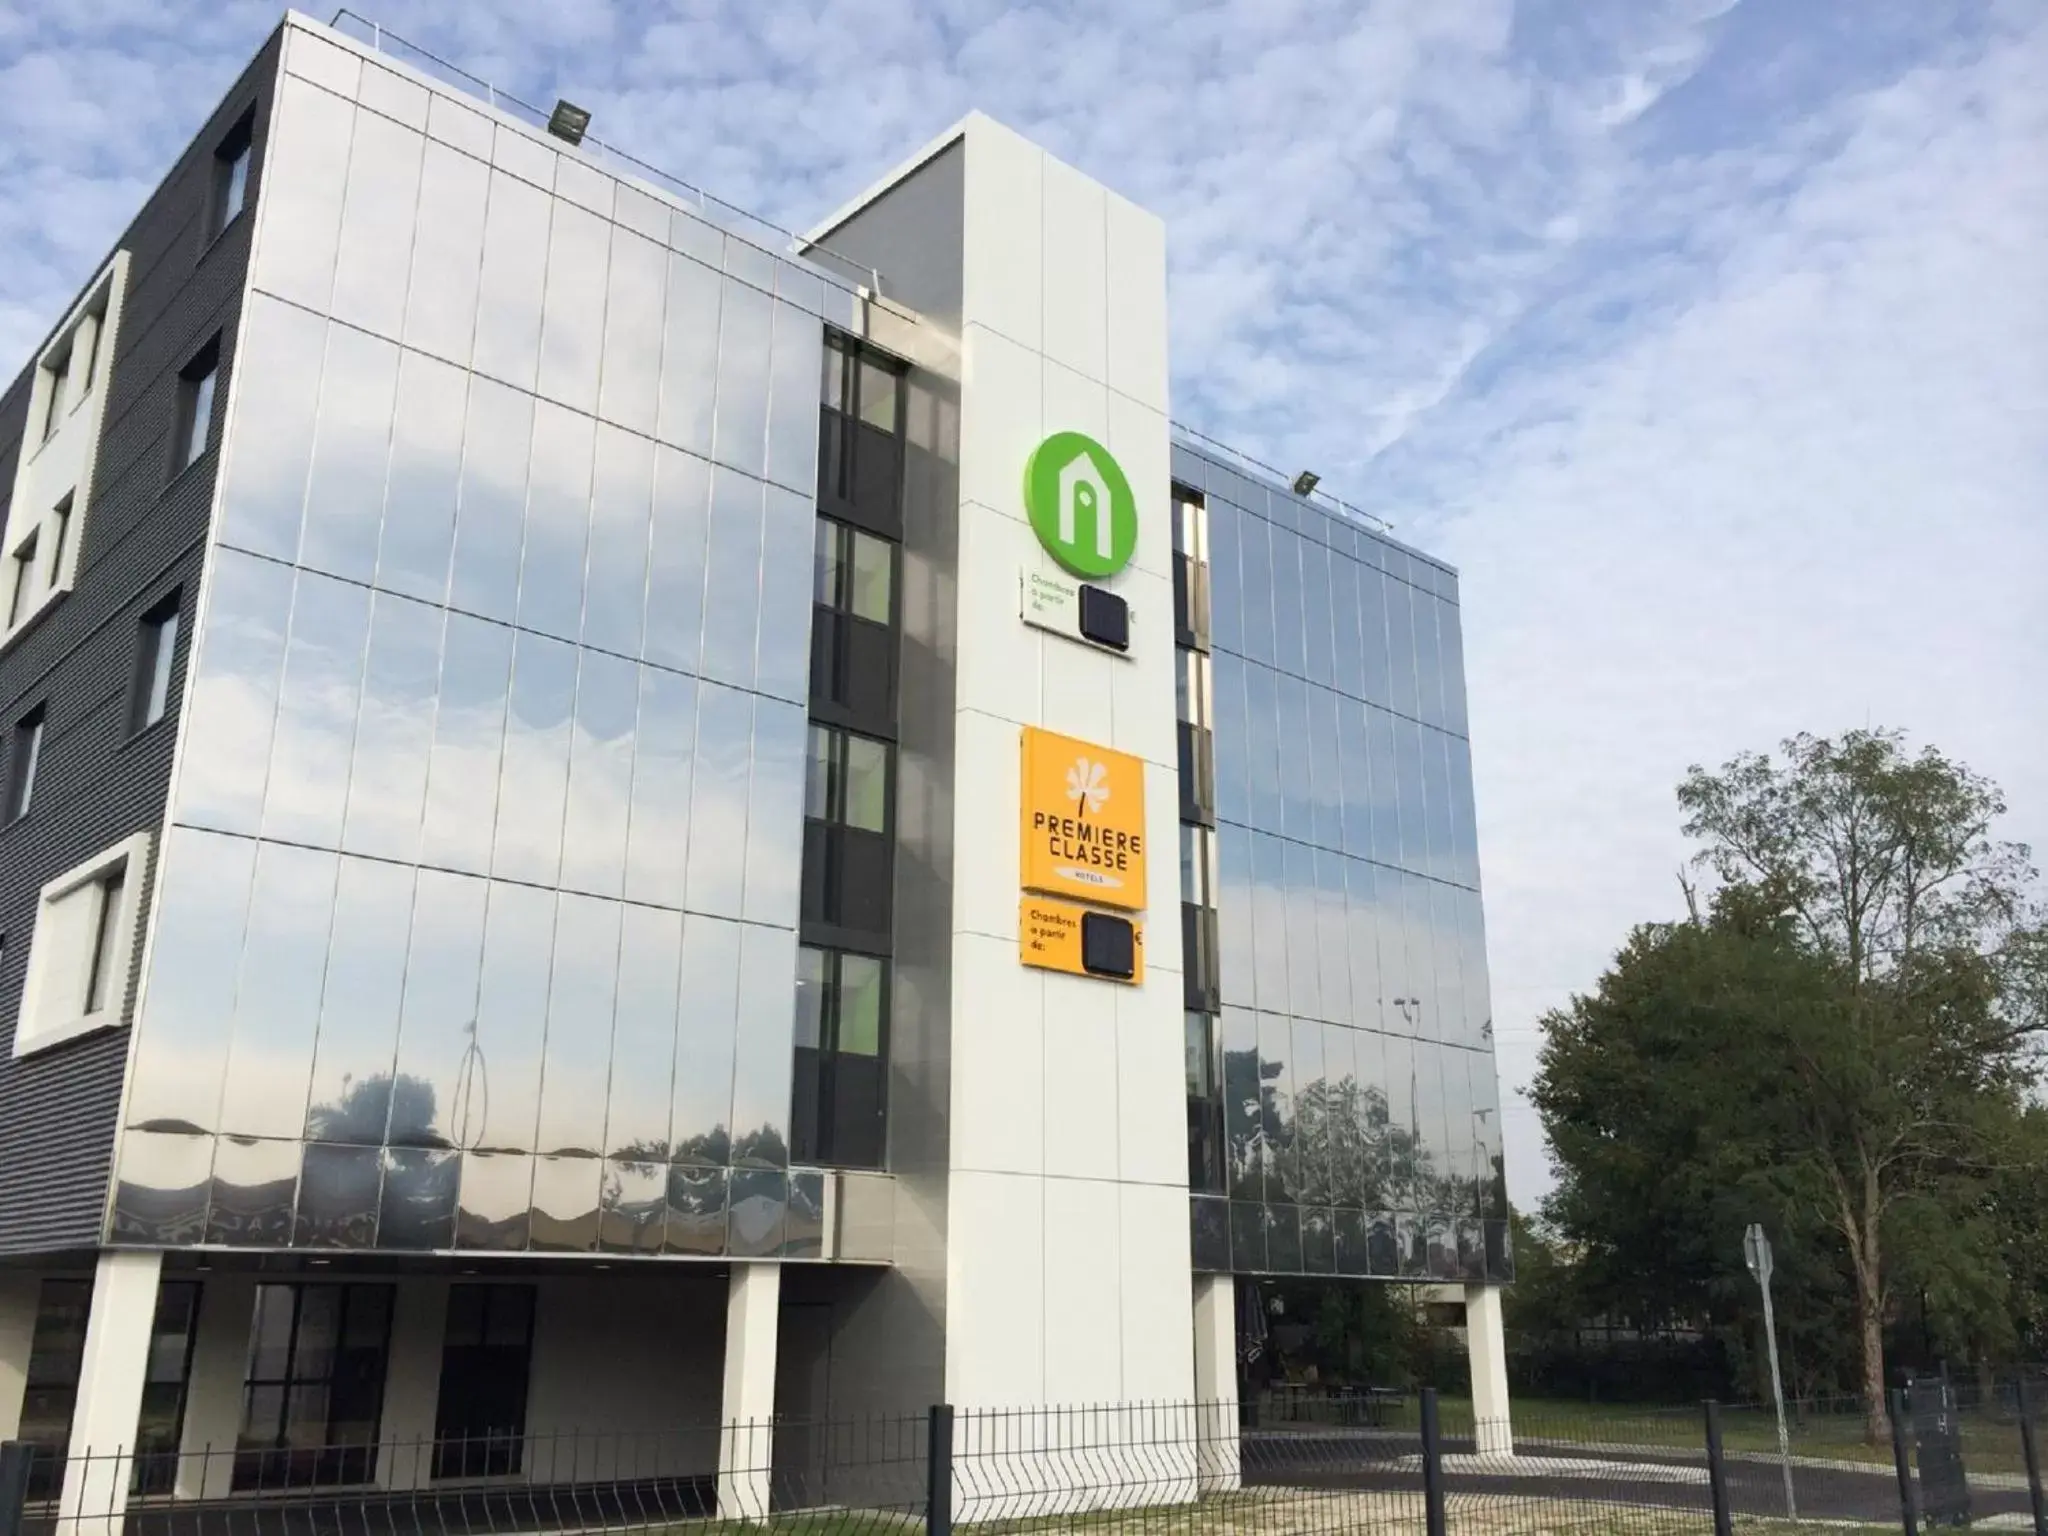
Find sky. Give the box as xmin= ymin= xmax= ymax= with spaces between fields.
xmin=2 ymin=0 xmax=2043 ymax=1208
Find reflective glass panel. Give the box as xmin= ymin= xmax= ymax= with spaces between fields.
xmin=126 ymin=829 xmax=258 ymax=1135
xmin=656 ymin=255 xmax=721 ymax=458
xmin=559 ymin=650 xmax=637 ymax=898
xmin=1300 ymin=540 xmax=1334 ymax=688
xmin=470 ymin=880 xmax=557 ymax=1155
xmin=217 ymin=846 xmax=338 ymax=1141
xmin=178 ymin=550 xmax=294 ymax=835
xmin=699 ymin=471 xmax=765 ymax=690
xmin=491 ymin=631 xmax=577 ymax=887
xmin=671 ymin=915 xmax=739 ymax=1166
xmin=764 ymin=303 xmax=823 ymax=494
xmin=533 ymin=895 xmax=622 ymax=1157
xmin=303 ymin=857 xmax=417 ymax=1144
xmin=598 ymin=229 xmax=665 ymax=436
xmin=341 ymin=592 xmax=443 ymax=865
xmin=729 ymin=924 xmax=795 ymax=1168
xmin=254 ymin=75 xmax=348 ymax=311
xmin=449 ymin=378 xmax=533 ymax=624
xmin=712 ymin=279 xmax=773 ymax=479
xmin=582 ymin=425 xmax=654 ymax=659
xmin=742 ymin=700 xmax=805 ymax=927
xmin=536 ymin=202 xmax=610 ymax=416
xmin=472 ymin=170 xmax=551 ymax=390
xmin=261 ymin=571 xmax=371 ymax=849
xmin=685 ymin=683 xmax=752 ymax=918
xmin=623 ymin=667 xmax=697 ymax=909
xmin=300 ymin=324 xmax=399 ymax=585
xmin=207 ymin=1136 xmax=298 ymax=1247
xmin=1237 ymin=512 xmax=1273 ymax=668
xmin=604 ymin=905 xmax=682 ymax=1159
xmin=216 ymin=297 xmax=325 ymax=563
xmin=644 ymin=447 xmax=710 ymax=675
xmin=386 ymin=870 xmax=488 ymax=1149
xmin=529 ymin=1155 xmax=601 ymax=1253
xmin=516 ymin=401 xmax=595 ymax=643
xmin=403 ymin=141 xmax=489 ymax=368
xmin=419 ymin=613 xmax=512 ymax=877
xmin=378 ymin=1147 xmax=459 ymax=1250
xmin=456 ymin=1151 xmax=532 ymax=1250
xmin=375 ymin=348 xmax=469 ymax=606
xmin=330 ymin=109 xmax=422 ymax=342
xmin=755 ymin=485 xmax=815 ymax=705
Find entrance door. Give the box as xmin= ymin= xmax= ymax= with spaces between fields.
xmin=432 ymin=1284 xmax=535 ymax=1479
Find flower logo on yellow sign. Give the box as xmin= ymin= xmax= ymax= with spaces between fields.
xmin=1020 ymin=727 xmax=1147 ymax=913
xmin=1065 ymin=757 xmax=1111 ymax=816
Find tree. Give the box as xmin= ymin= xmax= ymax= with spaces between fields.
xmin=1537 ymin=731 xmax=2043 ymax=1439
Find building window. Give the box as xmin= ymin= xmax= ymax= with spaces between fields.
xmin=13 ymin=831 xmax=152 ymax=1057
xmin=810 ymin=515 xmax=898 ymax=730
xmin=15 ymin=1280 xmax=199 ymax=1499
xmin=433 ymin=1284 xmax=535 ymax=1480
xmin=1186 ymin=1011 xmax=1224 ymax=1193
xmin=6 ymin=533 xmax=38 ymax=629
xmin=806 ymin=725 xmax=890 ymax=833
xmin=176 ymin=340 xmax=220 ymax=471
xmin=40 ymin=348 xmax=70 ymax=444
xmin=818 ymin=333 xmax=906 ymax=535
xmin=814 ymin=517 xmax=893 ymax=626
xmin=82 ymin=869 xmax=127 ymax=1017
xmin=6 ymin=708 xmax=43 ymax=823
xmin=213 ymin=112 xmax=255 ymax=236
xmin=791 ymin=946 xmax=887 ymax=1169
xmin=130 ymin=594 xmax=182 ymax=732
xmin=237 ymin=1283 xmax=394 ymax=1490
xmin=47 ymin=494 xmax=72 ymax=589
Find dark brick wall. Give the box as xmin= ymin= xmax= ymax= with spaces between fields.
xmin=0 ymin=29 xmax=283 ymax=1258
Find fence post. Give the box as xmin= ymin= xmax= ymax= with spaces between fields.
xmin=2019 ymin=1381 xmax=2047 ymax=1536
xmin=0 ymin=1443 xmax=31 ymax=1536
xmin=1419 ymin=1386 xmax=1448 ymax=1536
xmin=1889 ymin=1388 xmax=1920 ymax=1536
xmin=1703 ymin=1401 xmax=1734 ymax=1536
xmin=926 ymin=1404 xmax=954 ymax=1536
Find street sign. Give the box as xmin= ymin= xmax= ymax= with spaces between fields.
xmin=1743 ymin=1223 xmax=1773 ymax=1286
xmin=1744 ymin=1224 xmax=1797 ymax=1518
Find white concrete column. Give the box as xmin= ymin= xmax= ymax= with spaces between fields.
xmin=58 ymin=1250 xmax=162 ymax=1536
xmin=0 ymin=1274 xmax=41 ymax=1442
xmin=717 ymin=1263 xmax=781 ymax=1521
xmin=1464 ymin=1282 xmax=1513 ymax=1456
xmin=1191 ymin=1273 xmax=1240 ymax=1493
xmin=175 ymin=1273 xmax=256 ymax=1499
xmin=376 ymin=1277 xmax=449 ymax=1492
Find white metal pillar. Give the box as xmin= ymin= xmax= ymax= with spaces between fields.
xmin=0 ymin=1274 xmax=40 ymax=1442
xmin=376 ymin=1277 xmax=450 ymax=1492
xmin=59 ymin=1250 xmax=163 ymax=1536
xmin=1464 ymin=1282 xmax=1513 ymax=1456
xmin=175 ymin=1272 xmax=256 ymax=1499
xmin=716 ymin=1263 xmax=782 ymax=1520
xmin=1190 ymin=1273 xmax=1241 ymax=1492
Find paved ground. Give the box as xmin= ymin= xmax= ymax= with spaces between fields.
xmin=1241 ymin=1426 xmax=2040 ymax=1529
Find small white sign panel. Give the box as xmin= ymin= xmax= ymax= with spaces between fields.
xmin=1019 ymin=568 xmax=1130 ymax=656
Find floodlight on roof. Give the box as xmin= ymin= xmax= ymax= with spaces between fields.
xmin=547 ymin=99 xmax=592 ymax=146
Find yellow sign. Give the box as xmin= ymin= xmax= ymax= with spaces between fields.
xmin=1020 ymin=896 xmax=1145 ymax=984
xmin=1019 ymin=726 xmax=1148 ymax=911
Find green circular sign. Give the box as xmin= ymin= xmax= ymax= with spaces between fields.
xmin=1023 ymin=431 xmax=1138 ymax=579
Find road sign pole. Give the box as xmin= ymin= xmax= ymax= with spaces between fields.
xmin=1745 ymin=1223 xmax=1798 ymax=1519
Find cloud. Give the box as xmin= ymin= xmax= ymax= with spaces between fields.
xmin=5 ymin=0 xmax=2040 ymax=1211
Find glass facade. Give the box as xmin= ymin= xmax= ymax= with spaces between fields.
xmin=1173 ymin=442 xmax=1511 ymax=1282
xmin=109 ymin=73 xmax=845 ymax=1258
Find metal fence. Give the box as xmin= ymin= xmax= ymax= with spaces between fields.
xmin=5 ymin=1385 xmax=2044 ymax=1536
